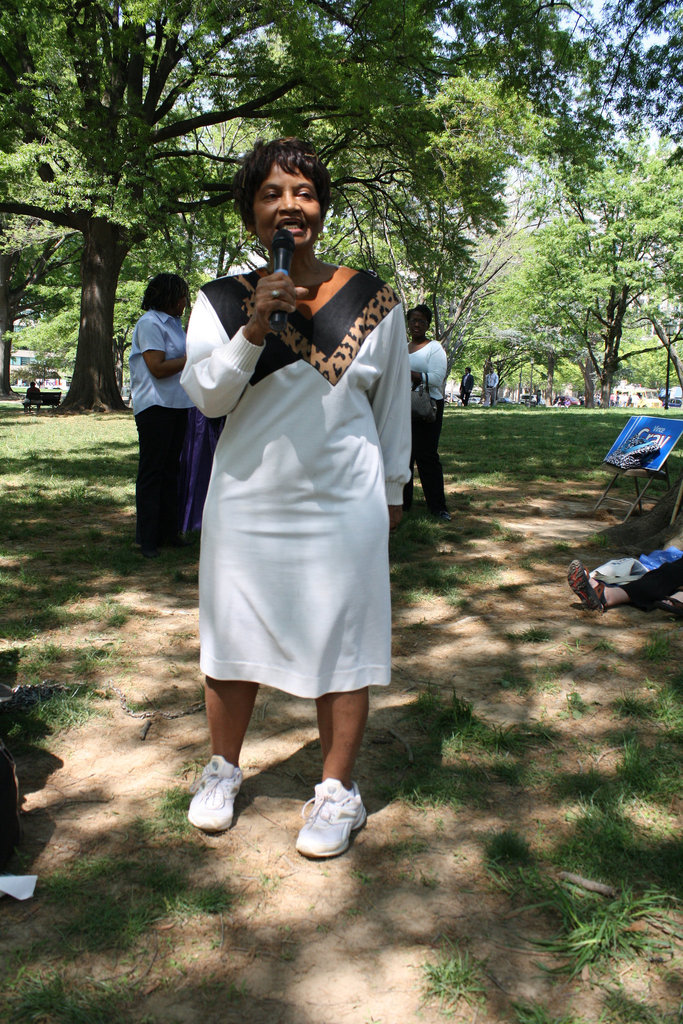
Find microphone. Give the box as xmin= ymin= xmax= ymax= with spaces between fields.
xmin=269 ymin=228 xmax=296 ymax=333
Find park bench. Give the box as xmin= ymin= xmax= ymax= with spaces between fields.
xmin=22 ymin=392 xmax=61 ymax=412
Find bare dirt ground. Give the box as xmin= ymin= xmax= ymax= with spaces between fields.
xmin=3 ymin=478 xmax=682 ymax=1023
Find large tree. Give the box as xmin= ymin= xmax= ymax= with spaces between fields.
xmin=484 ymin=142 xmax=683 ymax=404
xmin=601 ymin=0 xmax=683 ymax=141
xmin=0 ymin=0 xmax=593 ymax=410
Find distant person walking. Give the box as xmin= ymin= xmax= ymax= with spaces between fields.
xmin=484 ymin=366 xmax=499 ymax=407
xmin=459 ymin=367 xmax=474 ymax=406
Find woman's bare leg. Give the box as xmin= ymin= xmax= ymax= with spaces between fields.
xmin=315 ymin=688 xmax=369 ymax=789
xmin=597 ymin=582 xmax=630 ymax=608
xmin=591 ymin=577 xmax=683 ymax=610
xmin=205 ymin=677 xmax=259 ymax=766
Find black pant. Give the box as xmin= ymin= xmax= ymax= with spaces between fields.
xmin=461 ymin=390 xmax=471 ymax=406
xmin=403 ymin=398 xmax=447 ymax=514
xmin=623 ymin=558 xmax=683 ymax=609
xmin=135 ymin=405 xmax=188 ymax=551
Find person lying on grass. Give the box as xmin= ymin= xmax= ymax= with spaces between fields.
xmin=568 ymin=556 xmax=683 ymax=617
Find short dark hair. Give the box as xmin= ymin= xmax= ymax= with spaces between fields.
xmin=407 ymin=304 xmax=432 ymax=326
xmin=141 ymin=273 xmax=189 ymax=312
xmin=233 ymin=138 xmax=331 ymax=227
xmin=465 ymin=367 xmax=471 ymax=373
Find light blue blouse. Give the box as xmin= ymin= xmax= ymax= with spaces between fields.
xmin=129 ymin=310 xmax=193 ymax=415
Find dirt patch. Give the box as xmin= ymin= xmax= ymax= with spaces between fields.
xmin=2 ymin=480 xmax=682 ymax=1024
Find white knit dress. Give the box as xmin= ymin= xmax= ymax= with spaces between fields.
xmin=180 ymin=268 xmax=411 ymax=698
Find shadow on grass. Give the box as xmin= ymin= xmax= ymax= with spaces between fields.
xmin=42 ymin=853 xmax=234 ymax=952
xmin=5 ymin=444 xmax=138 ymax=484
xmin=556 ymin=799 xmax=683 ymax=898
xmin=380 ymin=687 xmax=556 ymax=811
xmin=3 ymin=682 xmax=681 ymax=1024
xmin=380 ymin=685 xmax=683 ymax=899
xmin=2 ymin=408 xmax=682 ymax=1023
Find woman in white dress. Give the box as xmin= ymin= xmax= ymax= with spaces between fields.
xmin=180 ymin=138 xmax=411 ymax=857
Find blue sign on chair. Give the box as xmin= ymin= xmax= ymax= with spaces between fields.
xmin=603 ymin=416 xmax=683 ymax=473
xmin=595 ymin=416 xmax=683 ymax=522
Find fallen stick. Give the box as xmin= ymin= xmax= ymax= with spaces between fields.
xmin=388 ymin=728 xmax=414 ymax=763
xmin=559 ymin=871 xmax=616 ymax=897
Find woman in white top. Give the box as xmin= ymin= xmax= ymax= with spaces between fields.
xmin=180 ymin=138 xmax=411 ymax=858
xmin=402 ymin=304 xmax=451 ymax=521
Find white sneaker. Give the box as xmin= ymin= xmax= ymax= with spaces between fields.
xmin=188 ymin=755 xmax=243 ymax=833
xmin=296 ymin=779 xmax=366 ymax=858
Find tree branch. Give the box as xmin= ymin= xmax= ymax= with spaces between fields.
xmin=616 ymin=344 xmax=661 ymax=363
xmin=151 ymin=80 xmax=302 ymax=142
xmin=0 ymin=202 xmax=82 ymax=231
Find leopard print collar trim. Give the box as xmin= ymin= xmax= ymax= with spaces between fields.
xmin=201 ymin=269 xmax=400 ymax=387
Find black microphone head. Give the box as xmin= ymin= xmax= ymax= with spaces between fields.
xmin=269 ymin=228 xmax=296 ymax=333
xmin=272 ymin=228 xmax=296 ymax=253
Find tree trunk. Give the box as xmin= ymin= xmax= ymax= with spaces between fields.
xmin=577 ymin=359 xmax=595 ymax=407
xmin=596 ymin=285 xmax=628 ymax=409
xmin=61 ymin=218 xmax=129 ymax=412
xmin=601 ymin=472 xmax=683 ymax=553
xmin=0 ymin=252 xmax=13 ymax=396
xmin=664 ymin=337 xmax=683 ymax=393
xmin=546 ymin=348 xmax=555 ymax=399
xmin=113 ymin=325 xmax=131 ymax=390
xmin=649 ymin=318 xmax=683 ymax=393
xmin=114 ymin=334 xmax=124 ymax=391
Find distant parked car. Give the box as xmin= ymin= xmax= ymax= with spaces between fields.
xmin=659 ymin=386 xmax=683 ymax=408
xmin=553 ymin=395 xmax=579 ymax=406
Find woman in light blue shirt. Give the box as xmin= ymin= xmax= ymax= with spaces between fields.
xmin=129 ymin=273 xmax=193 ymax=558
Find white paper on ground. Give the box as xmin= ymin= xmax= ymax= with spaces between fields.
xmin=591 ymin=557 xmax=647 ymax=586
xmin=0 ymin=875 xmax=37 ymax=900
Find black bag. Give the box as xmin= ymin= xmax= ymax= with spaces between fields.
xmin=0 ymin=740 xmax=21 ymax=868
xmin=411 ymin=374 xmax=437 ymax=423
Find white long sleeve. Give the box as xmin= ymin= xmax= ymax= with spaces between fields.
xmin=367 ymin=304 xmax=412 ymax=504
xmin=180 ymin=291 xmax=262 ymax=419
xmin=409 ymin=340 xmax=447 ymax=399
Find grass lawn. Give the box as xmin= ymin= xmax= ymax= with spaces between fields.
xmin=1 ymin=401 xmax=682 ymax=1024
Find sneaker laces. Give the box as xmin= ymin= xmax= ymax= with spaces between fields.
xmin=301 ymin=791 xmax=350 ymax=825
xmin=189 ymin=774 xmax=217 ymax=799
xmin=189 ymin=765 xmax=238 ymax=798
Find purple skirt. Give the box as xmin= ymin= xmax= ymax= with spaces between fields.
xmin=178 ymin=408 xmax=225 ymax=534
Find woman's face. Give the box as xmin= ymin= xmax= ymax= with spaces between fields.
xmin=166 ymin=295 xmax=187 ymax=318
xmin=248 ymin=164 xmax=323 ymax=254
xmin=408 ymin=312 xmax=429 ymax=343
